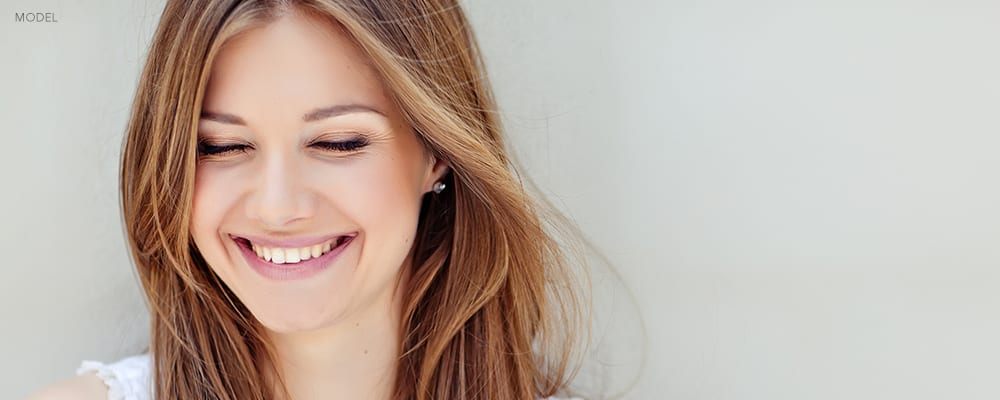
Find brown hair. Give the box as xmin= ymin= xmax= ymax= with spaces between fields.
xmin=121 ymin=0 xmax=590 ymax=399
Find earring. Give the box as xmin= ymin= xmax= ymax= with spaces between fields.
xmin=432 ymin=181 xmax=446 ymax=194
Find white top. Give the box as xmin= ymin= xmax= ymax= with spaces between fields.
xmin=76 ymin=354 xmax=152 ymax=400
xmin=76 ymin=353 xmax=580 ymax=400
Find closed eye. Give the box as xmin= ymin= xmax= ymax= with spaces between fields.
xmin=311 ymin=138 xmax=369 ymax=152
xmin=197 ymin=142 xmax=250 ymax=156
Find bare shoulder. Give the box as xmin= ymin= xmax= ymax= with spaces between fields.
xmin=24 ymin=372 xmax=108 ymax=400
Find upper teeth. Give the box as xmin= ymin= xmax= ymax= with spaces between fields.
xmin=252 ymin=238 xmax=338 ymax=265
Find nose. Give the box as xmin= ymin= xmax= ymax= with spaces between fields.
xmin=246 ymin=152 xmax=314 ymax=228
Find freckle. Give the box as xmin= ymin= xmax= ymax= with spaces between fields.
xmin=355 ymin=322 xmax=360 ymax=327
xmin=364 ymin=349 xmax=368 ymax=355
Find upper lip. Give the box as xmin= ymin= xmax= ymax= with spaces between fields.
xmin=231 ymin=232 xmax=357 ymax=248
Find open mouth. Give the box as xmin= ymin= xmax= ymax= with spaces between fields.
xmin=233 ymin=235 xmax=353 ymax=265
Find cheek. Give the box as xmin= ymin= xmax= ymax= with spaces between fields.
xmin=365 ymin=173 xmax=418 ymax=220
xmin=190 ymin=169 xmax=233 ymax=267
xmin=334 ymin=156 xmax=425 ymax=256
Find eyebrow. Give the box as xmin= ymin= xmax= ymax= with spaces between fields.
xmin=199 ymin=103 xmax=385 ymax=125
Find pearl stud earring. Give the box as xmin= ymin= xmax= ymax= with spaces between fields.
xmin=432 ymin=181 xmax=446 ymax=194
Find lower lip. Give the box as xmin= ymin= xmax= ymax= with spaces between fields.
xmin=235 ymin=235 xmax=355 ymax=281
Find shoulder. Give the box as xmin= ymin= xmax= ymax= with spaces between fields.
xmin=24 ymin=373 xmax=108 ymax=400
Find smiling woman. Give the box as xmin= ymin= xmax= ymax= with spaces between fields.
xmin=27 ymin=1 xmax=590 ymax=400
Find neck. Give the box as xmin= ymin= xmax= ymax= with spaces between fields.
xmin=262 ymin=267 xmax=410 ymax=400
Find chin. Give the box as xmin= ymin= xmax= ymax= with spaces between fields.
xmin=256 ymin=309 xmax=342 ymax=334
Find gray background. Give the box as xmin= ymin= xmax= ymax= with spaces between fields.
xmin=3 ymin=0 xmax=1000 ymax=398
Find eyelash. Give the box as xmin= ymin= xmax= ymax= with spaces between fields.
xmin=311 ymin=138 xmax=369 ymax=152
xmin=196 ymin=143 xmax=248 ymax=156
xmin=196 ymin=138 xmax=370 ymax=157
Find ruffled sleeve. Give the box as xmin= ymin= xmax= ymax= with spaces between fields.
xmin=75 ymin=353 xmax=153 ymax=400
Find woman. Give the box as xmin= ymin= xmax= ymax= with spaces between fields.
xmin=30 ymin=0 xmax=589 ymax=399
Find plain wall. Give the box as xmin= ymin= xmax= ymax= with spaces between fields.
xmin=4 ymin=0 xmax=1000 ymax=399
xmin=1 ymin=1 xmax=159 ymax=398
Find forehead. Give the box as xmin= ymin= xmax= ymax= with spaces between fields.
xmin=202 ymin=11 xmax=390 ymax=119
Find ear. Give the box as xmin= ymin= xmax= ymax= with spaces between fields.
xmin=423 ymin=155 xmax=451 ymax=193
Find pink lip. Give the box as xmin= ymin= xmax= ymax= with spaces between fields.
xmin=231 ymin=232 xmax=356 ymax=248
xmin=234 ymin=235 xmax=355 ymax=281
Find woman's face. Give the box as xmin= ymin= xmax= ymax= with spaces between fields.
xmin=191 ymin=12 xmax=446 ymax=333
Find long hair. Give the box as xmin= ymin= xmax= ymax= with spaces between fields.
xmin=120 ymin=0 xmax=590 ymax=398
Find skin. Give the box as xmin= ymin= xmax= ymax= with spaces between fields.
xmin=189 ymin=10 xmax=447 ymax=400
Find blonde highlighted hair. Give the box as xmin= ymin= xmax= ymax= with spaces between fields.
xmin=121 ymin=0 xmax=590 ymax=398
